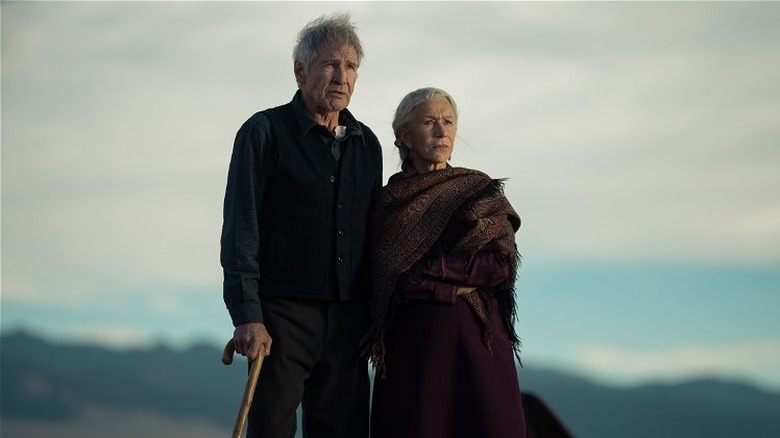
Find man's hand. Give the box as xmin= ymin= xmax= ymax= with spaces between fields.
xmin=233 ymin=322 xmax=272 ymax=361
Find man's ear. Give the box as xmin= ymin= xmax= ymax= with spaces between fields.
xmin=294 ymin=61 xmax=306 ymax=87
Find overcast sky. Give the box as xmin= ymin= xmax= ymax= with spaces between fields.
xmin=2 ymin=1 xmax=779 ymax=390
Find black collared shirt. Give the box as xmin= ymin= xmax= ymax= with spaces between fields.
xmin=220 ymin=91 xmax=383 ymax=326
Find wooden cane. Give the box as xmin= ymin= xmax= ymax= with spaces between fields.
xmin=222 ymin=339 xmax=265 ymax=438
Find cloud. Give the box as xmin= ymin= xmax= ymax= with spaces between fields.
xmin=351 ymin=3 xmax=780 ymax=264
xmin=4 ymin=4 xmax=778 ymax=293
xmin=573 ymin=341 xmax=780 ymax=388
xmin=67 ymin=324 xmax=151 ymax=349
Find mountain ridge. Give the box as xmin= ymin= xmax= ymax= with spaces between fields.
xmin=2 ymin=330 xmax=779 ymax=437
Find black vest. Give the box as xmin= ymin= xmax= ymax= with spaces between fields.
xmin=257 ymin=103 xmax=381 ymax=301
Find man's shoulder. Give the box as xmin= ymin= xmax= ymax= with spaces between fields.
xmin=241 ymin=99 xmax=294 ymax=129
xmin=242 ymin=110 xmax=271 ymax=129
xmin=355 ymin=119 xmax=375 ymax=135
xmin=356 ymin=120 xmax=381 ymax=150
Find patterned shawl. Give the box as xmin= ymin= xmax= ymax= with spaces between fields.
xmin=368 ymin=166 xmax=522 ymax=372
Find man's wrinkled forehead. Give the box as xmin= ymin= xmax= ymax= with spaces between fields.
xmin=311 ymin=43 xmax=360 ymax=67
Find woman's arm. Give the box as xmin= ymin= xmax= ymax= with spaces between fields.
xmin=399 ymin=249 xmax=510 ymax=303
xmin=432 ymin=250 xmax=512 ymax=287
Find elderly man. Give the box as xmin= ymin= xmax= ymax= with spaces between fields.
xmin=220 ymin=12 xmax=382 ymax=438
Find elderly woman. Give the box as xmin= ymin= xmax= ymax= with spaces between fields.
xmin=367 ymin=87 xmax=527 ymax=438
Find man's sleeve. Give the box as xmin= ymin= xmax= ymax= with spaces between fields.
xmin=220 ymin=113 xmax=274 ymax=326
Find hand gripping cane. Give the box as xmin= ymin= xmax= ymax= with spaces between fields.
xmin=222 ymin=339 xmax=265 ymax=438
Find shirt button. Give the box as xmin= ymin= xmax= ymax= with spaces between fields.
xmin=337 ymin=202 xmax=344 ymax=209
xmin=338 ymin=229 xmax=344 ymax=236
xmin=329 ymin=175 xmax=336 ymax=183
xmin=337 ymin=256 xmax=344 ymax=263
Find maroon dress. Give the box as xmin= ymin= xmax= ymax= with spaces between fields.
xmin=370 ymin=251 xmax=527 ymax=438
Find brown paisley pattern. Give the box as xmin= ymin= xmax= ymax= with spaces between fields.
xmin=368 ymin=166 xmax=521 ymax=371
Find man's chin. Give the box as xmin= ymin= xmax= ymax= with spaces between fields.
xmin=326 ymin=97 xmax=350 ymax=112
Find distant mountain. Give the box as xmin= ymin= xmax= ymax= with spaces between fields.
xmin=2 ymin=331 xmax=779 ymax=438
xmin=518 ymin=366 xmax=780 ymax=438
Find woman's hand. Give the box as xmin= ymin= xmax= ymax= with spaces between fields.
xmin=456 ymin=286 xmax=477 ymax=296
xmin=420 ymin=255 xmax=442 ymax=277
xmin=359 ymin=324 xmax=378 ymax=359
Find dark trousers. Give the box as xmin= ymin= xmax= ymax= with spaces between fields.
xmin=246 ymin=297 xmax=370 ymax=438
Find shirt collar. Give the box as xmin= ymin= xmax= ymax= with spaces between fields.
xmin=291 ymin=90 xmax=364 ymax=140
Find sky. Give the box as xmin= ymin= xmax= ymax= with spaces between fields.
xmin=2 ymin=1 xmax=779 ymax=391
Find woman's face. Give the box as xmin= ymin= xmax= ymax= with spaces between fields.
xmin=402 ymin=98 xmax=457 ymax=173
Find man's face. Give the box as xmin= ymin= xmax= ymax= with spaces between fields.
xmin=295 ymin=44 xmax=359 ymax=116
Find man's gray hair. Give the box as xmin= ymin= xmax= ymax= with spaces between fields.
xmin=392 ymin=87 xmax=459 ymax=164
xmin=293 ymin=12 xmax=364 ymax=72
